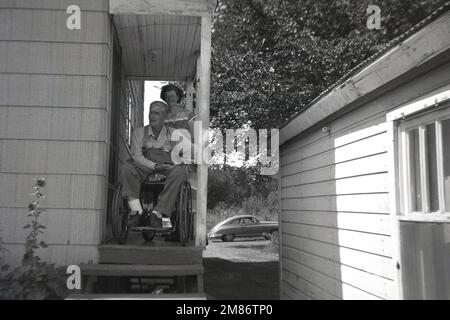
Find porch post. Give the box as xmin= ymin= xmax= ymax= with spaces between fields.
xmin=185 ymin=79 xmax=194 ymax=112
xmin=195 ymin=16 xmax=211 ymax=247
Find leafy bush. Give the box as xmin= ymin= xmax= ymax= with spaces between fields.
xmin=208 ymin=165 xmax=278 ymax=209
xmin=263 ymin=230 xmax=280 ymax=255
xmin=241 ymin=195 xmax=264 ymax=216
xmin=0 ymin=178 xmax=67 ymax=300
xmin=207 ymin=168 xmax=235 ymax=209
xmin=241 ymin=191 xmax=278 ymax=217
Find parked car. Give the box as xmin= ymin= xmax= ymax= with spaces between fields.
xmin=207 ymin=215 xmax=278 ymax=242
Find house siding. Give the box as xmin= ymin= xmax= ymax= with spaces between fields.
xmin=280 ymin=60 xmax=450 ymax=299
xmin=0 ymin=0 xmax=111 ymax=268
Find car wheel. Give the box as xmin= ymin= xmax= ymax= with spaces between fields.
xmin=222 ymin=234 xmax=234 ymax=242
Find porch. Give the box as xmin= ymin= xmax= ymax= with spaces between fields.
xmin=76 ymin=0 xmax=215 ymax=298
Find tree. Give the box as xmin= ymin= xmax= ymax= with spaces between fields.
xmin=208 ymin=164 xmax=277 ymax=208
xmin=210 ymin=0 xmax=448 ymax=130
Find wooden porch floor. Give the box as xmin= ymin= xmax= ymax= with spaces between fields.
xmin=99 ymin=234 xmax=204 ymax=265
xmin=103 ymin=233 xmax=196 ymax=247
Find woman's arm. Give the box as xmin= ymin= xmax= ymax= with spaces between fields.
xmin=130 ymin=127 xmax=156 ymax=170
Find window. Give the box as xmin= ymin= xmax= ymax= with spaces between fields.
xmin=240 ymin=218 xmax=255 ymax=225
xmin=399 ymin=105 xmax=450 ymax=215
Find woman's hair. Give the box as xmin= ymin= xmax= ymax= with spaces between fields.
xmin=160 ymin=84 xmax=184 ymax=103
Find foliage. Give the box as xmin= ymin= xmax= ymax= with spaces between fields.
xmin=0 ymin=178 xmax=67 ymax=300
xmin=241 ymin=193 xmax=278 ymax=217
xmin=210 ymin=0 xmax=448 ymax=130
xmin=263 ymin=230 xmax=279 ymax=252
xmin=208 ymin=164 xmax=278 ymax=209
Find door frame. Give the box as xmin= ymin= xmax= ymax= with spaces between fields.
xmin=386 ymin=85 xmax=450 ymax=299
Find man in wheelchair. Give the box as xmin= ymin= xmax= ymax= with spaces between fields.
xmin=119 ymin=101 xmax=187 ymax=229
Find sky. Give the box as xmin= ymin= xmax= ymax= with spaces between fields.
xmin=143 ymin=81 xmax=167 ymax=125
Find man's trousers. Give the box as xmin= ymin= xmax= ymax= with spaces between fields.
xmin=119 ymin=161 xmax=187 ymax=217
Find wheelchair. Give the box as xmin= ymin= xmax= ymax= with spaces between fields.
xmin=111 ymin=165 xmax=194 ymax=246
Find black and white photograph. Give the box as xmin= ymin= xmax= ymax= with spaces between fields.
xmin=0 ymin=0 xmax=450 ymax=303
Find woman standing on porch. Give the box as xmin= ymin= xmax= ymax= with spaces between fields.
xmin=159 ymin=84 xmax=196 ymax=243
xmin=160 ymin=83 xmax=196 ymax=135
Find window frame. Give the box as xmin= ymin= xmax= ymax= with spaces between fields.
xmin=399 ymin=108 xmax=450 ymax=215
xmin=391 ymin=89 xmax=450 ymax=221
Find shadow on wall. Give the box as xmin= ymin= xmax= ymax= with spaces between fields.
xmin=203 ymin=258 xmax=279 ymax=300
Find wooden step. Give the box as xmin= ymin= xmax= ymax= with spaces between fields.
xmin=99 ymin=238 xmax=204 ymax=265
xmin=66 ymin=293 xmax=206 ymax=300
xmin=79 ymin=263 xmax=204 ymax=277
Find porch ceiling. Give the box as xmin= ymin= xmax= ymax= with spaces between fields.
xmin=113 ymin=14 xmax=201 ymax=81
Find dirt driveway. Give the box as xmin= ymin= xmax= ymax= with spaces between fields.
xmin=203 ymin=237 xmax=279 ymax=300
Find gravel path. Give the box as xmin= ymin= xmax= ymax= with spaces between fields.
xmin=203 ymin=237 xmax=279 ymax=300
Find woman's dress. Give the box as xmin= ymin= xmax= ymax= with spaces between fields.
xmin=164 ymin=108 xmax=195 ymax=132
xmin=165 ymin=108 xmax=196 ymax=173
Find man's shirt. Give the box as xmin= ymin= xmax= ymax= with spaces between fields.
xmin=130 ymin=124 xmax=175 ymax=170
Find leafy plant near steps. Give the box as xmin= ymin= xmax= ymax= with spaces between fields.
xmin=0 ymin=178 xmax=67 ymax=300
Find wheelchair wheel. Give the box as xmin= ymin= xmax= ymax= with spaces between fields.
xmin=177 ymin=181 xmax=192 ymax=246
xmin=111 ymin=183 xmax=128 ymax=245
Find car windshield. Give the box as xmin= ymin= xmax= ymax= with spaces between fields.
xmin=212 ymin=217 xmax=239 ymax=229
xmin=212 ymin=216 xmax=259 ymax=230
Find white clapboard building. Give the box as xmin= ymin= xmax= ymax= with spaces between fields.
xmin=279 ymin=6 xmax=450 ymax=300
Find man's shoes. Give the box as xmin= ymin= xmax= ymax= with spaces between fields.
xmin=149 ymin=211 xmax=163 ymax=228
xmin=127 ymin=211 xmax=143 ymax=228
xmin=162 ymin=217 xmax=172 ymax=229
xmin=127 ymin=210 xmax=172 ymax=229
xmin=150 ymin=211 xmax=172 ymax=229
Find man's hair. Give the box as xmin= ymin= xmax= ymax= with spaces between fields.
xmin=160 ymin=83 xmax=184 ymax=103
xmin=149 ymin=101 xmax=169 ymax=114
